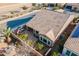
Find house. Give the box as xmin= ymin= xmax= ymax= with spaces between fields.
xmin=26 ymin=10 xmax=74 ymax=47
xmin=64 ymin=3 xmax=79 ymax=12
xmin=47 ymin=3 xmax=65 ymax=11
xmin=62 ymin=23 xmax=79 ymax=56
xmin=32 ymin=3 xmax=65 ymax=11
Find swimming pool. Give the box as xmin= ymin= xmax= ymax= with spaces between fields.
xmin=7 ymin=15 xmax=35 ymax=30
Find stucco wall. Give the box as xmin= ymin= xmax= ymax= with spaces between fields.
xmin=62 ymin=47 xmax=67 ymax=55
xmin=62 ymin=47 xmax=79 ymax=56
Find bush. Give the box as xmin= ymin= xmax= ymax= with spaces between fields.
xmin=35 ymin=42 xmax=44 ymax=51
xmin=21 ymin=6 xmax=28 ymax=10
xmin=15 ymin=42 xmax=20 ymax=47
xmin=51 ymin=51 xmax=60 ymax=56
xmin=17 ymin=34 xmax=28 ymax=41
xmin=53 ymin=7 xmax=60 ymax=10
xmin=27 ymin=40 xmax=34 ymax=46
xmin=32 ymin=3 xmax=36 ymax=6
xmin=73 ymin=17 xmax=79 ymax=23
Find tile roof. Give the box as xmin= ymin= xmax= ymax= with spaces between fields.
xmin=26 ymin=10 xmax=73 ymax=38
xmin=64 ymin=24 xmax=79 ymax=55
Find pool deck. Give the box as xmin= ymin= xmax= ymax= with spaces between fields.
xmin=0 ymin=10 xmax=40 ymax=24
xmin=0 ymin=10 xmax=40 ymax=43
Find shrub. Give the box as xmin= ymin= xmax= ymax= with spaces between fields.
xmin=17 ymin=34 xmax=28 ymax=41
xmin=27 ymin=40 xmax=33 ymax=46
xmin=35 ymin=42 xmax=44 ymax=51
xmin=21 ymin=6 xmax=28 ymax=10
xmin=51 ymin=51 xmax=60 ymax=56
xmin=53 ymin=7 xmax=60 ymax=10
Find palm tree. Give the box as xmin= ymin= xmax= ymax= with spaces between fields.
xmin=4 ymin=27 xmax=12 ymax=44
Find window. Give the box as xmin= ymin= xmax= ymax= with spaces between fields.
xmin=34 ymin=31 xmax=39 ymax=38
xmin=48 ymin=41 xmax=51 ymax=45
xmin=36 ymin=31 xmax=39 ymax=34
xmin=71 ymin=53 xmax=77 ymax=56
xmin=43 ymin=38 xmax=47 ymax=43
xmin=66 ymin=50 xmax=70 ymax=56
xmin=48 ymin=4 xmax=54 ymax=7
xmin=40 ymin=37 xmax=42 ymax=41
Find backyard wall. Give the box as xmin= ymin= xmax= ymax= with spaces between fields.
xmin=62 ymin=47 xmax=67 ymax=55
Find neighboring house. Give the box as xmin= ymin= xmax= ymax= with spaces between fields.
xmin=32 ymin=3 xmax=65 ymax=11
xmin=46 ymin=3 xmax=65 ymax=11
xmin=46 ymin=3 xmax=55 ymax=10
xmin=46 ymin=3 xmax=59 ymax=10
xmin=64 ymin=3 xmax=79 ymax=12
xmin=62 ymin=23 xmax=79 ymax=56
xmin=47 ymin=3 xmax=65 ymax=8
xmin=26 ymin=10 xmax=74 ymax=47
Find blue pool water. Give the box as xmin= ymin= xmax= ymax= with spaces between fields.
xmin=72 ymin=25 xmax=79 ymax=38
xmin=7 ymin=15 xmax=34 ymax=29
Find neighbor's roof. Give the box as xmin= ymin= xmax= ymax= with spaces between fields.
xmin=64 ymin=24 xmax=79 ymax=55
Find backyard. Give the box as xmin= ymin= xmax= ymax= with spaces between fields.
xmin=13 ymin=26 xmax=50 ymax=55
